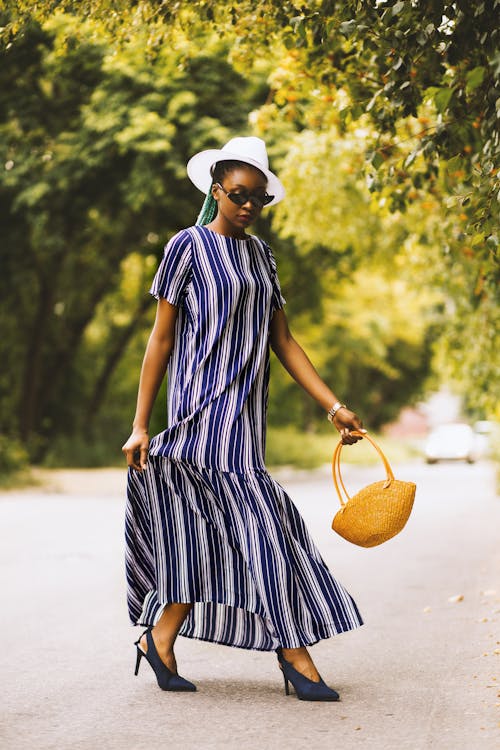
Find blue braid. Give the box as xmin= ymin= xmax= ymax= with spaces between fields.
xmin=196 ymin=190 xmax=218 ymax=226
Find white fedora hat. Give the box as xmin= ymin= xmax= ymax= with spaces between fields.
xmin=187 ymin=136 xmax=285 ymax=206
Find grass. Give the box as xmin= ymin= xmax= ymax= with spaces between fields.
xmin=1 ymin=425 xmax=422 ymax=491
xmin=0 ymin=467 xmax=42 ymax=491
xmin=0 ymin=435 xmax=41 ymax=490
xmin=265 ymin=426 xmax=420 ymax=470
xmin=42 ymin=434 xmax=125 ymax=469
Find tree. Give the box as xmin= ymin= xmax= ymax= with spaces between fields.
xmin=263 ymin=125 xmax=439 ymax=429
xmin=11 ymin=0 xmax=495 ymax=413
xmin=0 ymin=11 xmax=262 ymax=454
xmin=2 ymin=1 xmax=497 ymax=466
xmin=216 ymin=0 xmax=499 ymax=415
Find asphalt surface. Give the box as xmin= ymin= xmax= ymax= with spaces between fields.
xmin=1 ymin=459 xmax=499 ymax=750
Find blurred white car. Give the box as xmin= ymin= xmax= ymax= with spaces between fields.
xmin=424 ymin=423 xmax=479 ymax=464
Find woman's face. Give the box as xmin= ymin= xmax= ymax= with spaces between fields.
xmin=212 ymin=165 xmax=268 ymax=236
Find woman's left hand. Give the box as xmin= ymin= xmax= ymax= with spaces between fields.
xmin=333 ymin=408 xmax=366 ymax=445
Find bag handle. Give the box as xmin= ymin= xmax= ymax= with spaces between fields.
xmin=332 ymin=431 xmax=395 ymax=507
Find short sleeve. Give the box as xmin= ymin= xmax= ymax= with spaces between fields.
xmin=265 ymin=243 xmax=286 ymax=311
xmin=150 ymin=230 xmax=192 ymax=305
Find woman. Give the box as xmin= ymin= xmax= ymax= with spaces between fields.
xmin=122 ymin=136 xmax=365 ymax=701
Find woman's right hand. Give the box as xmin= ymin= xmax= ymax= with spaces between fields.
xmin=122 ymin=429 xmax=149 ymax=471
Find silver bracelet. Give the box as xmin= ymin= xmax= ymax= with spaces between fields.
xmin=327 ymin=402 xmax=346 ymax=423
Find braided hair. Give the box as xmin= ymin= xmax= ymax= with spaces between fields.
xmin=195 ymin=190 xmax=217 ymax=226
xmin=195 ymin=159 xmax=267 ymax=226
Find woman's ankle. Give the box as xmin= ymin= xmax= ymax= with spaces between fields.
xmin=281 ymin=646 xmax=308 ymax=659
xmin=279 ymin=647 xmax=321 ymax=682
xmin=151 ymin=627 xmax=175 ymax=654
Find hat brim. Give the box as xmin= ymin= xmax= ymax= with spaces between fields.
xmin=187 ymin=149 xmax=285 ymax=206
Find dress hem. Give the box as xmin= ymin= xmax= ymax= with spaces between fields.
xmin=130 ymin=593 xmax=364 ymax=652
xmin=131 ymin=620 xmax=364 ymax=653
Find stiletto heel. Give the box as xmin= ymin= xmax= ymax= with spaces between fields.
xmin=134 ymin=647 xmax=143 ymax=676
xmin=134 ymin=629 xmax=196 ymax=692
xmin=282 ymin=671 xmax=290 ymax=696
xmin=276 ymin=648 xmax=339 ymax=702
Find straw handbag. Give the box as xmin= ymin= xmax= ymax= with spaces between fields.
xmin=332 ymin=431 xmax=416 ymax=547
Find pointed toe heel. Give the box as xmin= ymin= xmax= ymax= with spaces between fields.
xmin=276 ymin=648 xmax=339 ymax=702
xmin=134 ymin=628 xmax=196 ymax=692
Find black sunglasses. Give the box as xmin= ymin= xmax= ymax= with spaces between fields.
xmin=215 ymin=182 xmax=274 ymax=209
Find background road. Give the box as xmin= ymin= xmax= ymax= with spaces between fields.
xmin=1 ymin=459 xmax=499 ymax=750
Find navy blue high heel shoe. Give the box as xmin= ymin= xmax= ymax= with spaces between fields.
xmin=276 ymin=647 xmax=339 ymax=702
xmin=134 ymin=629 xmax=196 ymax=692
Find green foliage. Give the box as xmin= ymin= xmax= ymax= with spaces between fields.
xmin=168 ymin=0 xmax=499 ymax=416
xmin=43 ymin=432 xmax=124 ymax=468
xmin=239 ymin=1 xmax=498 ymax=418
xmin=0 ymin=435 xmax=30 ymax=474
xmin=262 ymin=125 xmax=439 ymax=429
xmin=266 ymin=426 xmax=336 ymax=469
xmin=0 ymin=10 xmax=263 ymax=457
xmin=0 ymin=435 xmax=32 ymax=487
xmin=265 ymin=426 xmax=419 ymax=469
xmin=1 ymin=0 xmax=497 ymax=467
xmin=268 ymin=265 xmax=437 ymax=431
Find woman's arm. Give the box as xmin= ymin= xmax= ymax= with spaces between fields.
xmin=269 ymin=308 xmax=364 ymax=444
xmin=122 ymin=298 xmax=179 ymax=470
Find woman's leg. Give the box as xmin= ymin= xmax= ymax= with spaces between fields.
xmin=281 ymin=647 xmax=321 ymax=682
xmin=140 ymin=602 xmax=193 ymax=674
xmin=140 ymin=606 xmax=321 ymax=682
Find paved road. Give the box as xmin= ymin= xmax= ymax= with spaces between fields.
xmin=1 ymin=460 xmax=499 ymax=750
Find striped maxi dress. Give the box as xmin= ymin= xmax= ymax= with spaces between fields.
xmin=125 ymin=224 xmax=363 ymax=650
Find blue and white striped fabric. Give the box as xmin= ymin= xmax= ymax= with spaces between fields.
xmin=125 ymin=225 xmax=363 ymax=650
xmin=147 ymin=225 xmax=284 ymax=472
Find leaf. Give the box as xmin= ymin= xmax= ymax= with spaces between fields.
xmin=404 ymin=149 xmax=418 ymax=167
xmin=366 ymin=88 xmax=383 ymax=112
xmin=466 ymin=66 xmax=486 ymax=92
xmin=434 ymin=87 xmax=454 ymax=113
xmin=423 ymin=139 xmax=436 ymax=156
xmin=290 ymin=15 xmax=305 ymax=31
xmin=339 ymin=19 xmax=356 ymax=38
xmin=446 ymin=155 xmax=463 ymax=172
xmin=371 ymin=151 xmax=384 ymax=169
xmin=392 ymin=1 xmax=405 ymax=16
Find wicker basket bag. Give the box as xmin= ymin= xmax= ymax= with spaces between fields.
xmin=332 ymin=431 xmax=416 ymax=547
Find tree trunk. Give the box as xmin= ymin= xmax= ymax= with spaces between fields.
xmin=36 ymin=279 xmax=116 ymax=430
xmin=85 ymin=295 xmax=152 ymax=427
xmin=19 ymin=279 xmax=54 ymax=442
